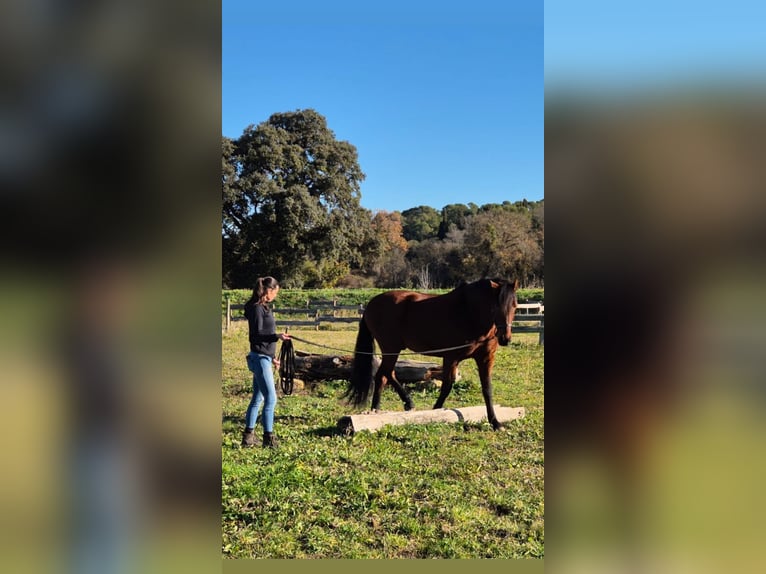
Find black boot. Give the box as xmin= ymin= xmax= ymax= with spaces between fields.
xmin=262 ymin=431 xmax=278 ymax=448
xmin=241 ymin=428 xmax=256 ymax=447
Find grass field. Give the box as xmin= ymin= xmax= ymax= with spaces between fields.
xmin=222 ymin=324 xmax=544 ymax=558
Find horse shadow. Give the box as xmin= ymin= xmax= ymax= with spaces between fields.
xmin=306 ymin=425 xmax=345 ymax=438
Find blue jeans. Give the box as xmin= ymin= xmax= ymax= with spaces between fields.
xmin=245 ymin=352 xmax=277 ymax=432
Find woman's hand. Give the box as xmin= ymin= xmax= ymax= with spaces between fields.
xmin=278 ymin=333 xmax=291 ymax=341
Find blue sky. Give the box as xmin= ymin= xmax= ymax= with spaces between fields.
xmin=545 ymin=1 xmax=766 ymax=91
xmin=222 ymin=1 xmax=543 ymax=213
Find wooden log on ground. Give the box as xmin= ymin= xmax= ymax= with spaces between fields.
xmin=293 ymin=353 xmax=354 ymax=381
xmin=292 ymin=352 xmax=456 ymax=383
xmin=337 ymin=405 xmax=525 ymax=434
xmin=387 ymin=359 xmax=460 ymax=384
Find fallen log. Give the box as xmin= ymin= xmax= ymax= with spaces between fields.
xmin=293 ymin=352 xmax=457 ymax=383
xmin=337 ymin=405 xmax=525 ymax=434
xmin=293 ymin=353 xmax=354 ymax=381
xmin=393 ymin=359 xmax=459 ymax=384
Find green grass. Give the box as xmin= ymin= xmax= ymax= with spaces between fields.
xmin=222 ymin=325 xmax=544 ymax=558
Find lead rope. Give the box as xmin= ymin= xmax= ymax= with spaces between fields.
xmin=277 ymin=333 xmax=492 ymax=395
xmin=286 ymin=334 xmax=489 ymax=357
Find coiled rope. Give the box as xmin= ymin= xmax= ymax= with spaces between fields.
xmin=278 ymin=339 xmax=296 ymax=395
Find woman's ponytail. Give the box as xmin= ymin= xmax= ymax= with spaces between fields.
xmin=246 ymin=276 xmax=279 ymax=308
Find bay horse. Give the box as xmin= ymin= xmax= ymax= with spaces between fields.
xmin=345 ymin=278 xmax=518 ymax=430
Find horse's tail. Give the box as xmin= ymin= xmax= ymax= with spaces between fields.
xmin=345 ymin=317 xmax=375 ymax=407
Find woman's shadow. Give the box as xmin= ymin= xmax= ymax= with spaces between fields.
xmin=221 ymin=414 xmax=345 ymax=437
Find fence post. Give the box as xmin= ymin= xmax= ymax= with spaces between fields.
xmin=226 ymin=296 xmax=231 ymax=333
xmin=539 ymin=316 xmax=544 ymax=346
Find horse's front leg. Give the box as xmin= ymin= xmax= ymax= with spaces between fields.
xmin=476 ymin=350 xmax=502 ymax=430
xmin=433 ymin=358 xmax=460 ymax=409
xmin=383 ymin=354 xmax=414 ymax=411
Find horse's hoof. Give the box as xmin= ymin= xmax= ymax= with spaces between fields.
xmin=491 ymin=421 xmax=503 ymax=431
xmin=404 ymin=403 xmax=414 ymax=411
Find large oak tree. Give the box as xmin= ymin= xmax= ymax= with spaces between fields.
xmin=223 ymin=109 xmax=377 ymax=288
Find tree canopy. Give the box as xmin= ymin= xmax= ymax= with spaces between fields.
xmin=401 ymin=205 xmax=441 ymax=242
xmin=222 ymin=109 xmax=543 ymax=289
xmin=223 ymin=109 xmax=377 ymax=288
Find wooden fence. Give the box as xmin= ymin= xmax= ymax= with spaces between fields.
xmin=224 ymin=298 xmax=365 ymax=332
xmin=514 ymin=303 xmax=545 ymax=345
xmin=224 ymin=298 xmax=544 ymax=344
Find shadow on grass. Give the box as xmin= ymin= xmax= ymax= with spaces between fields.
xmin=275 ymin=414 xmax=312 ymax=424
xmin=223 ymin=385 xmax=250 ymax=397
xmin=306 ymin=425 xmax=346 ymax=438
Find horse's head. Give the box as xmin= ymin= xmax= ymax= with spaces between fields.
xmin=490 ymin=278 xmax=518 ymax=346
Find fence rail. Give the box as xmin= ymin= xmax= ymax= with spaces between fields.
xmin=224 ymin=298 xmax=365 ymax=332
xmin=224 ymin=297 xmax=544 ymax=344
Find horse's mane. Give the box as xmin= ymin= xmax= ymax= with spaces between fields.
xmin=452 ymin=278 xmax=517 ymax=314
xmin=492 ymin=278 xmax=518 ymax=316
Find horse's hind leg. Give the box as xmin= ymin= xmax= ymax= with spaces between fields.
xmin=370 ymin=354 xmax=413 ymax=411
xmin=386 ymin=357 xmax=414 ymax=411
xmin=370 ymin=354 xmax=400 ymax=411
xmin=433 ymin=359 xmax=460 ymax=409
xmin=390 ymin=380 xmax=414 ymax=411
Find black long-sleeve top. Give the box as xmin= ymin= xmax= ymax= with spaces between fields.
xmin=244 ymin=302 xmax=278 ymax=358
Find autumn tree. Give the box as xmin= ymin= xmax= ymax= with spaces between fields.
xmin=368 ymin=210 xmax=409 ymax=287
xmin=461 ymin=209 xmax=543 ymax=286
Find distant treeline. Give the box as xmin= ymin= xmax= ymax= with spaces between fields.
xmin=223 ymin=109 xmax=543 ymax=289
xmin=370 ymin=200 xmax=544 ymax=290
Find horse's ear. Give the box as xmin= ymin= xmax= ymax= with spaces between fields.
xmin=512 ymin=279 xmax=519 ymax=291
xmin=489 ymin=280 xmax=500 ymax=289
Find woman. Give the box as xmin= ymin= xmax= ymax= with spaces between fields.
xmin=241 ymin=276 xmax=290 ymax=448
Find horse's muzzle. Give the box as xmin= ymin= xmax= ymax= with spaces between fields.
xmin=497 ymin=333 xmax=511 ymax=346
